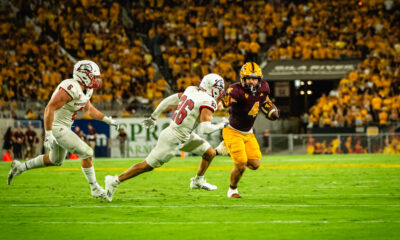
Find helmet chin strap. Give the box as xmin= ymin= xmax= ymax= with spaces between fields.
xmin=249 ymin=85 xmax=257 ymax=95
xmin=244 ymin=78 xmax=260 ymax=95
xmin=248 ymin=85 xmax=258 ymax=96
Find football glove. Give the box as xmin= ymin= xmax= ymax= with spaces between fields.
xmin=142 ymin=116 xmax=156 ymax=129
xmin=44 ymin=130 xmax=58 ymax=151
xmin=103 ymin=116 xmax=120 ymax=130
xmin=220 ymin=93 xmax=230 ymax=108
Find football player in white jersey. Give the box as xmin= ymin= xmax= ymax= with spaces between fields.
xmin=104 ymin=73 xmax=228 ymax=202
xmin=8 ymin=60 xmax=119 ymax=199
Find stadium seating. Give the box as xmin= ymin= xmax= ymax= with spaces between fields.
xmin=304 ymin=8 xmax=400 ymax=128
xmin=264 ymin=1 xmax=400 ymax=128
xmin=1 ymin=0 xmax=399 ymax=126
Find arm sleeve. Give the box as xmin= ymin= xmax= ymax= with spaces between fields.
xmin=198 ymin=121 xmax=225 ymax=135
xmin=151 ymin=93 xmax=180 ymax=119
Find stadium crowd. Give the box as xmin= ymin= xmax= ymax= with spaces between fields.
xmin=260 ymin=0 xmax=400 ymax=127
xmin=0 ymin=0 xmax=399 ymax=129
xmin=263 ymin=0 xmax=400 ymax=128
xmin=2 ymin=0 xmax=284 ymax=118
xmin=2 ymin=0 xmax=168 ymax=117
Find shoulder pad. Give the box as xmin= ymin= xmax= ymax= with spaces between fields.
xmin=200 ymin=97 xmax=217 ymax=112
xmin=259 ymin=81 xmax=270 ymax=95
xmin=59 ymin=79 xmax=79 ymax=99
xmin=227 ymin=83 xmax=244 ymax=99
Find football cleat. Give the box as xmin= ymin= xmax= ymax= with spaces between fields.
xmin=105 ymin=175 xmax=120 ymax=202
xmin=215 ymin=141 xmax=229 ymax=156
xmin=91 ymin=186 xmax=106 ymax=199
xmin=190 ymin=177 xmax=217 ymax=191
xmin=7 ymin=160 xmax=23 ymax=185
xmin=227 ymin=187 xmax=242 ymax=198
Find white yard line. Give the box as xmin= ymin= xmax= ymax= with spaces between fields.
xmin=2 ymin=204 xmax=400 ymax=208
xmin=0 ymin=220 xmax=399 ymax=225
xmin=0 ymin=193 xmax=397 ymax=199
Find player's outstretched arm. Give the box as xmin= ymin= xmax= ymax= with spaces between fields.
xmin=151 ymin=93 xmax=183 ymax=119
xmin=220 ymin=93 xmax=237 ymax=108
xmin=85 ymin=101 xmax=119 ymax=130
xmin=84 ymin=100 xmax=106 ymax=120
xmin=142 ymin=93 xmax=182 ymax=129
xmin=197 ymin=108 xmax=227 ymax=135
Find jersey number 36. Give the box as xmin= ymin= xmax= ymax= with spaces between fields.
xmin=172 ymin=95 xmax=194 ymax=125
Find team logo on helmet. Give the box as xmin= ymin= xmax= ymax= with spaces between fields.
xmin=214 ymin=78 xmax=224 ymax=90
xmin=73 ymin=60 xmax=102 ymax=90
xmin=199 ymin=73 xmax=225 ymax=100
xmin=77 ymin=64 xmax=93 ymax=73
xmin=239 ymin=62 xmax=263 ymax=95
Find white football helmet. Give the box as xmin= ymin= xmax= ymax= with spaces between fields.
xmin=73 ymin=60 xmax=102 ymax=89
xmin=199 ymin=73 xmax=225 ymax=100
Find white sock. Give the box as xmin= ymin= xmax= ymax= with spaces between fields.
xmin=195 ymin=175 xmax=204 ymax=180
xmin=229 ymin=187 xmax=238 ymax=193
xmin=81 ymin=166 xmax=99 ymax=190
xmin=20 ymin=155 xmax=45 ymax=172
xmin=114 ymin=175 xmax=120 ymax=184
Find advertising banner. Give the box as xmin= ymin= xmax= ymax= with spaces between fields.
xmin=110 ymin=118 xmax=224 ymax=158
xmin=110 ymin=118 xmax=170 ymax=158
xmin=263 ymin=59 xmax=360 ymax=80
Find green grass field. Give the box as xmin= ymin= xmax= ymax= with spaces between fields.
xmin=1 ymin=154 xmax=400 ymax=240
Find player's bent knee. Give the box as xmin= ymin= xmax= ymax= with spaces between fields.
xmin=145 ymin=158 xmax=165 ymax=169
xmin=86 ymin=147 xmax=94 ymax=157
xmin=247 ymin=159 xmax=260 ymax=170
xmin=79 ymin=146 xmax=94 ymax=159
xmin=50 ymin=158 xmax=64 ymax=166
xmin=235 ymin=163 xmax=246 ymax=173
xmin=202 ymin=148 xmax=216 ymax=162
xmin=49 ymin=152 xmax=63 ymax=166
xmin=53 ymin=161 xmax=63 ymax=166
xmin=248 ymin=164 xmax=259 ymax=170
xmin=141 ymin=161 xmax=154 ymax=171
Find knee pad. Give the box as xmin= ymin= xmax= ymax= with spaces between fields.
xmin=78 ymin=146 xmax=93 ymax=159
xmin=145 ymin=152 xmax=173 ymax=168
xmin=52 ymin=160 xmax=63 ymax=166
xmin=49 ymin=155 xmax=64 ymax=166
xmin=49 ymin=147 xmax=67 ymax=166
xmin=145 ymin=158 xmax=163 ymax=168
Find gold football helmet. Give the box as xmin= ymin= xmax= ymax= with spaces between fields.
xmin=239 ymin=62 xmax=263 ymax=94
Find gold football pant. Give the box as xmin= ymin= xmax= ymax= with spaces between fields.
xmin=222 ymin=126 xmax=261 ymax=164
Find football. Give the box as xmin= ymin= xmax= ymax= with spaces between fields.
xmin=261 ymin=101 xmax=279 ymax=120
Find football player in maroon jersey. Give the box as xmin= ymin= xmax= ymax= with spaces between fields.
xmin=221 ymin=62 xmax=277 ymax=198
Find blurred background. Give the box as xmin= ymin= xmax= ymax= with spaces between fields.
xmin=1 ymin=0 xmax=400 ymax=159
